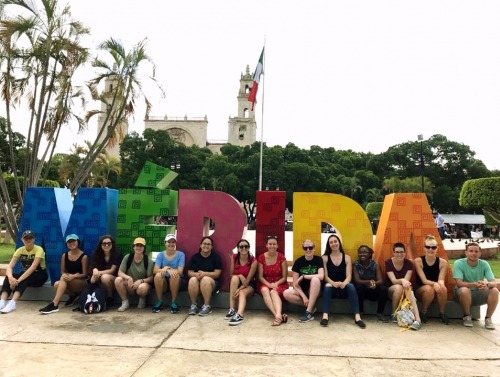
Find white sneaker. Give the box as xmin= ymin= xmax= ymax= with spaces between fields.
xmin=118 ymin=300 xmax=130 ymax=312
xmin=0 ymin=299 xmax=6 ymax=311
xmin=0 ymin=300 xmax=16 ymax=314
xmin=485 ymin=317 xmax=495 ymax=330
xmin=137 ymin=297 xmax=146 ymax=309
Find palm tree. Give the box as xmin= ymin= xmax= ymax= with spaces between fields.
xmin=0 ymin=0 xmax=89 ymax=238
xmin=69 ymin=37 xmax=162 ymax=194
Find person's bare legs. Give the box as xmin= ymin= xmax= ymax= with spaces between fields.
xmin=486 ymin=287 xmax=499 ymax=318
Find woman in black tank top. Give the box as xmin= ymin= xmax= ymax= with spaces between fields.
xmin=39 ymin=234 xmax=88 ymax=314
xmin=414 ymin=235 xmax=450 ymax=324
xmin=320 ymin=234 xmax=366 ymax=329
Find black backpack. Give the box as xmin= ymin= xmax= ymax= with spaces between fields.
xmin=78 ymin=283 xmax=106 ymax=314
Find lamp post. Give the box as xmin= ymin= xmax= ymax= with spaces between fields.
xmin=418 ymin=134 xmax=424 ymax=193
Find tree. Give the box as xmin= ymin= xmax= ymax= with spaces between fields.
xmin=459 ymin=178 xmax=500 ymax=223
xmin=69 ymin=37 xmax=162 ymax=194
xmin=0 ymin=0 xmax=89 ymax=238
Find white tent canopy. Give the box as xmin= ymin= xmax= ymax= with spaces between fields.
xmin=442 ymin=214 xmax=485 ymax=225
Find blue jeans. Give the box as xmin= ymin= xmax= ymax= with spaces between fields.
xmin=322 ymin=283 xmax=360 ymax=314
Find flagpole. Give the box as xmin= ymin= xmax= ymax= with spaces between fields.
xmin=258 ymin=42 xmax=266 ymax=191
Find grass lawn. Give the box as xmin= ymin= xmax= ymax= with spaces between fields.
xmin=449 ymin=253 xmax=500 ymax=278
xmin=0 ymin=241 xmax=15 ymax=264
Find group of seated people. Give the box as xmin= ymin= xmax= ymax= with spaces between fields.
xmin=0 ymin=231 xmax=497 ymax=332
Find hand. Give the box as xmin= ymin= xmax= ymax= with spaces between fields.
xmin=303 ymin=296 xmax=309 ymax=306
xmin=433 ymin=282 xmax=441 ymax=292
xmin=196 ymin=271 xmax=204 ymax=280
xmin=127 ymin=278 xmax=134 ymax=288
xmin=239 ymin=275 xmax=248 ymax=287
xmin=169 ymin=270 xmax=178 ymax=278
xmin=477 ymin=281 xmax=487 ymax=290
xmin=92 ymin=268 xmax=100 ymax=278
xmin=369 ymin=280 xmax=376 ymax=289
xmin=233 ymin=288 xmax=241 ymax=298
xmin=401 ymin=279 xmax=411 ymax=289
xmin=8 ymin=276 xmax=18 ymax=286
xmin=62 ymin=273 xmax=71 ymax=282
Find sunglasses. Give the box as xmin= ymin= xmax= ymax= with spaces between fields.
xmin=238 ymin=245 xmax=250 ymax=249
xmin=302 ymin=246 xmax=314 ymax=251
xmin=267 ymin=235 xmax=278 ymax=239
xmin=424 ymin=245 xmax=438 ymax=250
xmin=101 ymin=241 xmax=112 ymax=246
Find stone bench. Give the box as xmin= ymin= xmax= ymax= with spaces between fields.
xmin=13 ymin=279 xmax=480 ymax=319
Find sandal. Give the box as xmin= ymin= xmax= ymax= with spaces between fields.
xmin=272 ymin=316 xmax=283 ymax=326
xmin=282 ymin=313 xmax=288 ymax=323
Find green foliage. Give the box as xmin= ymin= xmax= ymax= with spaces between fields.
xmin=365 ymin=202 xmax=383 ymax=220
xmin=460 ymin=177 xmax=500 ymax=223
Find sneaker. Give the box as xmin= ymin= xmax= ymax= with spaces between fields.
xmin=410 ymin=320 xmax=421 ymax=330
xmin=0 ymin=300 xmax=6 ymax=311
xmin=320 ymin=318 xmax=329 ymax=327
xmin=485 ymin=317 xmax=495 ymax=330
xmin=439 ymin=313 xmax=450 ymax=325
xmin=170 ymin=302 xmax=179 ymax=314
xmin=152 ymin=300 xmax=164 ymax=313
xmin=0 ymin=300 xmax=16 ymax=314
xmin=421 ymin=312 xmax=428 ymax=323
xmin=188 ymin=304 xmax=198 ymax=315
xmin=463 ymin=315 xmax=473 ymax=327
xmin=64 ymin=295 xmax=78 ymax=307
xmin=376 ymin=313 xmax=390 ymax=323
xmin=299 ymin=311 xmax=314 ymax=323
xmin=39 ymin=302 xmax=59 ymax=314
xmin=198 ymin=304 xmax=212 ymax=316
xmin=229 ymin=313 xmax=244 ymax=326
xmin=137 ymin=297 xmax=146 ymax=309
xmin=391 ymin=314 xmax=398 ymax=323
xmin=225 ymin=308 xmax=236 ymax=320
xmin=118 ymin=300 xmax=130 ymax=312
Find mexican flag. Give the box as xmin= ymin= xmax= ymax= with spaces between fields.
xmin=248 ymin=47 xmax=264 ymax=111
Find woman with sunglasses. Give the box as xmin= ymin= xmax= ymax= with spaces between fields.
xmin=225 ymin=239 xmax=257 ymax=325
xmin=89 ymin=235 xmax=121 ymax=308
xmin=414 ymin=235 xmax=450 ymax=324
xmin=385 ymin=242 xmax=421 ymax=330
xmin=257 ymin=235 xmax=289 ymax=326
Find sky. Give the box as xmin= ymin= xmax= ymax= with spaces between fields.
xmin=3 ymin=1 xmax=500 ymax=170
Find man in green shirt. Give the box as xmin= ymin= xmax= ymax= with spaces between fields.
xmin=453 ymin=242 xmax=498 ymax=330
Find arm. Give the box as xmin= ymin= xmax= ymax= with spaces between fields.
xmin=323 ymin=256 xmax=334 ymax=285
xmin=275 ymin=258 xmax=288 ymax=286
xmin=436 ymin=259 xmax=448 ymax=291
xmin=16 ymin=257 xmax=42 ymax=284
xmin=375 ymin=264 xmax=384 ymax=286
xmin=243 ymin=260 xmax=258 ymax=287
xmin=257 ymin=261 xmax=270 ymax=287
xmin=340 ymin=255 xmax=352 ymax=288
xmin=6 ymin=256 xmax=19 ymax=286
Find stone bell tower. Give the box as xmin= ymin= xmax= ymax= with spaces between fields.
xmin=227 ymin=65 xmax=257 ymax=146
xmin=96 ymin=75 xmax=129 ymax=160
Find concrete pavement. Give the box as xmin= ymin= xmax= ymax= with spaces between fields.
xmin=0 ymin=301 xmax=499 ymax=377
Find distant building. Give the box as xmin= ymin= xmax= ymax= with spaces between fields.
xmin=98 ymin=65 xmax=257 ymax=158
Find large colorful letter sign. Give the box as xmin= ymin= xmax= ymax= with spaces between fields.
xmin=255 ymin=190 xmax=286 ymax=257
xmin=18 ymin=187 xmax=118 ymax=283
xmin=176 ymin=189 xmax=247 ymax=291
xmin=373 ymin=193 xmax=453 ymax=296
xmin=292 ymin=192 xmax=373 ymax=260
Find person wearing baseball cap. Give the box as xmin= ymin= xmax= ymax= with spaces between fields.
xmin=0 ymin=230 xmax=48 ymax=314
xmin=151 ymin=234 xmax=186 ymax=313
xmin=39 ymin=233 xmax=88 ymax=314
xmin=114 ymin=236 xmax=153 ymax=312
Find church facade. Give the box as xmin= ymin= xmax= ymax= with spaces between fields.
xmin=99 ymin=65 xmax=258 ymax=158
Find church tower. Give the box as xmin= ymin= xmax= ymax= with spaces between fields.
xmin=96 ymin=75 xmax=129 ymax=160
xmin=227 ymin=65 xmax=257 ymax=146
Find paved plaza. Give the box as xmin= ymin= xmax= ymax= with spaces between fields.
xmin=0 ymin=300 xmax=499 ymax=377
